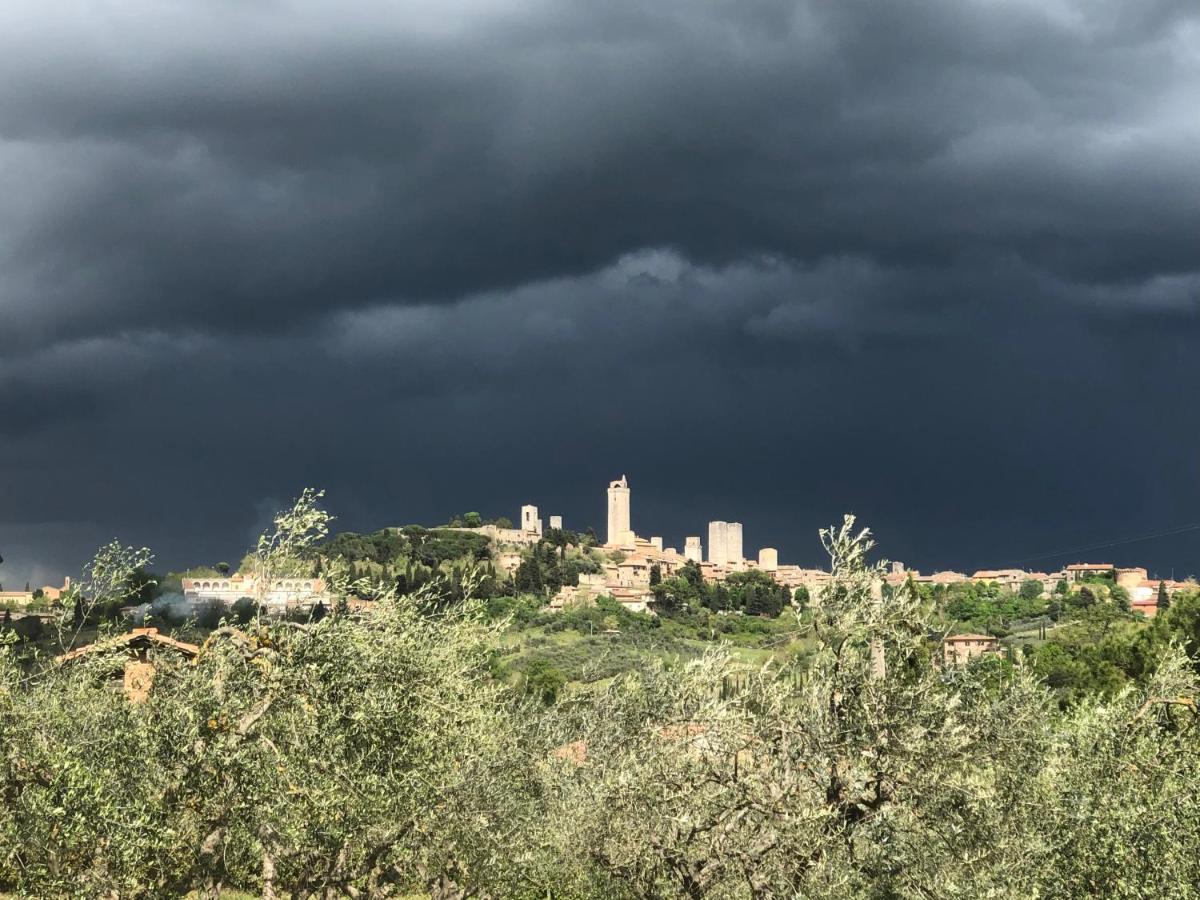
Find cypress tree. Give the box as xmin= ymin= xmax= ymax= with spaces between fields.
xmin=1157 ymin=580 xmax=1170 ymax=612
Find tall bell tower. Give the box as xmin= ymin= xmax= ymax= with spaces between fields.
xmin=607 ymin=475 xmax=631 ymax=547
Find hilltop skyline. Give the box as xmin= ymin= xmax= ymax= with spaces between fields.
xmin=2 ymin=470 xmax=1196 ymax=590
xmin=2 ymin=1 xmax=1199 ymax=584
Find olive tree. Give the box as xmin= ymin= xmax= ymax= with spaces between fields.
xmin=536 ymin=517 xmax=1196 ymax=898
xmin=0 ymin=491 xmax=545 ymax=899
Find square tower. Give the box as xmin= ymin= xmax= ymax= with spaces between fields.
xmin=607 ymin=475 xmax=631 ymax=546
xmin=708 ymin=521 xmax=728 ymax=566
xmin=727 ymin=522 xmax=743 ymax=565
xmin=521 ymin=504 xmax=543 ymax=536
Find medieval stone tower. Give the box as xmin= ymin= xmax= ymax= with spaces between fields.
xmin=685 ymin=536 xmax=703 ymax=563
xmin=521 ymin=504 xmax=543 ymax=536
xmin=727 ymin=522 xmax=744 ymax=565
xmin=708 ymin=521 xmax=728 ymax=566
xmin=607 ymin=475 xmax=631 ymax=547
xmin=707 ymin=521 xmax=743 ymax=566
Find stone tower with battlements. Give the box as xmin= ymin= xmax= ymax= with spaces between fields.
xmin=607 ymin=475 xmax=632 ymax=547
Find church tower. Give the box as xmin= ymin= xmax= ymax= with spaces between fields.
xmin=607 ymin=475 xmax=631 ymax=547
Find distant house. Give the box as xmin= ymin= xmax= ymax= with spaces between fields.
xmin=916 ymin=571 xmax=968 ymax=587
xmin=970 ymin=569 xmax=1028 ymax=593
xmin=56 ymin=627 xmax=200 ymax=703
xmin=0 ymin=577 xmax=73 ymax=609
xmin=941 ymin=633 xmax=1000 ymax=666
xmin=39 ymin=577 xmax=72 ymax=602
xmin=0 ymin=590 xmax=34 ymax=608
xmin=181 ymin=574 xmax=329 ymax=613
xmin=1128 ymin=578 xmax=1191 ymax=618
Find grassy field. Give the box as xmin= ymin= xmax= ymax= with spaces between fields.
xmin=496 ymin=619 xmax=813 ymax=691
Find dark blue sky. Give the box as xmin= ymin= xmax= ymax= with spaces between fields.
xmin=2 ymin=1 xmax=1199 ymax=587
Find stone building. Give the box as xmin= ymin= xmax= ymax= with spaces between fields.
xmin=758 ymin=548 xmax=778 ymax=572
xmin=181 ymin=574 xmax=330 ymax=613
xmin=684 ymin=536 xmax=702 ymax=562
xmin=941 ymin=633 xmax=1000 ymax=666
xmin=727 ymin=522 xmax=744 ymax=565
xmin=1129 ymin=577 xmax=1192 ymax=618
xmin=970 ymin=569 xmax=1030 ymax=593
xmin=520 ymin=504 xmax=543 ymax=537
xmin=549 ymin=569 xmax=654 ymax=613
xmin=1116 ymin=567 xmax=1149 ymax=591
xmin=40 ymin=577 xmax=71 ymax=601
xmin=708 ymin=521 xmax=728 ymax=566
xmin=1064 ymin=563 xmax=1115 ymax=583
xmin=771 ymin=566 xmax=833 ymax=594
xmin=0 ymin=589 xmax=34 ymax=608
xmin=447 ymin=503 xmax=548 ymax=546
xmin=607 ymin=475 xmax=633 ymax=548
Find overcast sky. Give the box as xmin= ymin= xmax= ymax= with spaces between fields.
xmin=2 ymin=0 xmax=1199 ymax=587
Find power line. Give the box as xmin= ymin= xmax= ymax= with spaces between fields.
xmin=1008 ymin=523 xmax=1200 ymax=567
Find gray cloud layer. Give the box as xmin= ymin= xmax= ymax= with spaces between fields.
xmin=1 ymin=0 xmax=1198 ymax=584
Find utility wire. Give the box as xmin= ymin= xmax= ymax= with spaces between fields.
xmin=1007 ymin=523 xmax=1200 ymax=567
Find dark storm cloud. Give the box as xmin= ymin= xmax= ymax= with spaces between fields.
xmin=2 ymin=0 xmax=1199 ymax=584
xmin=2 ymin=0 xmax=1198 ymax=346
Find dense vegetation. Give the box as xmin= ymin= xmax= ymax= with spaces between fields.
xmin=2 ymin=494 xmax=1199 ymax=898
xmin=317 ymin=525 xmax=499 ymax=601
xmin=652 ymin=563 xmax=796 ymax=617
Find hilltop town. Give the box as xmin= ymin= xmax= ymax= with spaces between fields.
xmin=3 ymin=475 xmax=1189 ymax=630
xmin=428 ymin=475 xmax=1191 ymax=621
xmin=3 ymin=483 xmax=1200 ymax=899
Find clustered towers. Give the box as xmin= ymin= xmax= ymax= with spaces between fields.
xmin=523 ymin=476 xmax=766 ymax=569
xmin=606 ymin=476 xmax=750 ymax=567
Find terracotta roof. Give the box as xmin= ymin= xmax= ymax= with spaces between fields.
xmin=944 ymin=633 xmax=997 ymax=643
xmin=927 ymin=571 xmax=967 ymax=583
xmin=57 ymin=627 xmax=201 ymax=664
xmin=1136 ymin=579 xmax=1187 ymax=591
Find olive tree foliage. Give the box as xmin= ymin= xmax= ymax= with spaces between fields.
xmin=2 ymin=502 xmax=1198 ymax=899
xmin=1027 ymin=649 xmax=1200 ymax=899
xmin=57 ymin=539 xmax=155 ymax=647
xmin=247 ymin=487 xmax=332 ymax=613
xmin=0 ymin=491 xmax=544 ymax=899
xmin=534 ymin=517 xmax=1200 ymax=898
